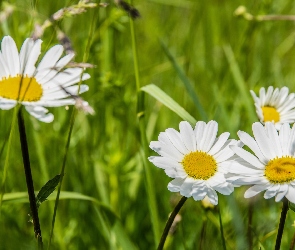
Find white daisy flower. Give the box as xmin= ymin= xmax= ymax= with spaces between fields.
xmin=148 ymin=120 xmax=241 ymax=205
xmin=0 ymin=36 xmax=90 ymax=122
xmin=250 ymin=86 xmax=295 ymax=130
xmin=229 ymin=122 xmax=295 ymax=204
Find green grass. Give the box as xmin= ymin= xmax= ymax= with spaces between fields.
xmin=0 ymin=0 xmax=295 ymax=249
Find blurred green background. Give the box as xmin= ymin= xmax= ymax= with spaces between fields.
xmin=0 ymin=0 xmax=295 ymax=249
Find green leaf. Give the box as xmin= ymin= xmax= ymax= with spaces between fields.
xmin=3 ymin=191 xmax=118 ymax=227
xmin=141 ymin=84 xmax=197 ymax=125
xmin=160 ymin=40 xmax=207 ymax=121
xmin=36 ymin=175 xmax=61 ymax=209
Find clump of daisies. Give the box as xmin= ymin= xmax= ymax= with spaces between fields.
xmin=0 ymin=36 xmax=90 ymax=122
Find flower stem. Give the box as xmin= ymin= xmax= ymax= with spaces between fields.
xmin=247 ymin=200 xmax=253 ymax=250
xmin=218 ymin=204 xmax=227 ymax=250
xmin=275 ymin=198 xmax=289 ymax=250
xmin=48 ymin=109 xmax=76 ymax=249
xmin=18 ymin=108 xmax=43 ymax=249
xmin=128 ymin=0 xmax=160 ymax=246
xmin=157 ymin=196 xmax=187 ymax=250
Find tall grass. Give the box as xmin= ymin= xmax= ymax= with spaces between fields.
xmin=0 ymin=0 xmax=295 ymax=249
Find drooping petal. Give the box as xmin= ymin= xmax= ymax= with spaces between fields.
xmin=244 ymin=184 xmax=269 ymax=198
xmin=25 ymin=106 xmax=54 ymax=123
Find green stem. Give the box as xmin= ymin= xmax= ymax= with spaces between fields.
xmin=247 ymin=201 xmax=253 ymax=250
xmin=275 ymin=198 xmax=289 ymax=250
xmin=18 ymin=108 xmax=43 ymax=249
xmin=0 ymin=106 xmax=18 ymax=210
xmin=218 ymin=204 xmax=226 ymax=250
xmin=157 ymin=196 xmax=187 ymax=250
xmin=128 ymin=1 xmax=160 ymax=246
xmin=48 ymin=109 xmax=76 ymax=249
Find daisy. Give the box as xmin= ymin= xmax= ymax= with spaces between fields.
xmin=0 ymin=36 xmax=90 ymax=122
xmin=148 ymin=120 xmax=241 ymax=205
xmin=229 ymin=122 xmax=295 ymax=204
xmin=250 ymin=86 xmax=295 ymax=130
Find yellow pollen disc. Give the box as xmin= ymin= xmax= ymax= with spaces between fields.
xmin=0 ymin=76 xmax=43 ymax=102
xmin=265 ymin=156 xmax=295 ymax=183
xmin=262 ymin=106 xmax=280 ymax=122
xmin=181 ymin=151 xmax=217 ymax=180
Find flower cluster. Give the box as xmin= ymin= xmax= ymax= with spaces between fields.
xmin=149 ymin=86 xmax=295 ymax=205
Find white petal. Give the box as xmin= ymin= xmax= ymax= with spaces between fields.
xmin=230 ymin=146 xmax=264 ymax=169
xmin=244 ymin=184 xmax=269 ymax=198
xmin=179 ymin=121 xmax=196 ymax=151
xmin=152 ymin=135 xmax=184 ymax=161
xmin=1 ymin=36 xmax=20 ymax=76
xmin=0 ymin=99 xmax=17 ymax=110
xmin=55 ymin=53 xmax=75 ymax=70
xmin=25 ymin=106 xmax=54 ymax=123
xmin=231 ymin=176 xmax=267 ymax=185
xmin=252 ymin=122 xmax=276 ymax=159
xmin=208 ymin=132 xmax=230 ymax=156
xmin=275 ymin=184 xmax=288 ymax=202
xmin=0 ymin=52 xmax=9 ymax=78
xmin=206 ymin=187 xmax=218 ymax=205
xmin=41 ymin=85 xmax=89 ymax=100
xmin=199 ymin=121 xmax=218 ymax=152
xmin=165 ymin=128 xmax=188 ymax=154
xmin=192 ymin=184 xmax=207 ymax=201
xmin=148 ymin=156 xmax=180 ymax=170
xmin=195 ymin=121 xmax=206 ymax=150
xmin=264 ymin=184 xmax=279 ymax=199
xmin=37 ymin=44 xmax=64 ymax=71
xmin=279 ymin=123 xmax=291 ymax=155
xmin=237 ymin=131 xmax=268 ymax=164
xmin=179 ymin=178 xmax=195 ymax=197
xmin=286 ymin=185 xmax=295 ymax=204
xmin=265 ymin=122 xmax=282 ymax=157
xmin=19 ymin=38 xmax=34 ymax=73
xmin=214 ymin=182 xmax=234 ymax=195
xmin=23 ymin=39 xmax=42 ymax=76
xmin=167 ymin=178 xmax=185 ymax=192
xmin=23 ymin=99 xmax=76 ymax=107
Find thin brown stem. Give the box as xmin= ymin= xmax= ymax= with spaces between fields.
xmin=18 ymin=108 xmax=43 ymax=249
xmin=275 ymin=198 xmax=289 ymax=250
xmin=157 ymin=196 xmax=187 ymax=250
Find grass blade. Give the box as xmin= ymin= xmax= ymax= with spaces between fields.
xmin=160 ymin=40 xmax=207 ymax=121
xmin=141 ymin=84 xmax=197 ymax=125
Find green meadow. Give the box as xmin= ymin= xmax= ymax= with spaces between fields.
xmin=0 ymin=0 xmax=295 ymax=249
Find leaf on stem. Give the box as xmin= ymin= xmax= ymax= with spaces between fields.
xmin=36 ymin=175 xmax=61 ymax=209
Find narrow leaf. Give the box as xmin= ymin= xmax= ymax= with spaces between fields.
xmin=36 ymin=175 xmax=61 ymax=209
xmin=160 ymin=40 xmax=207 ymax=121
xmin=141 ymin=84 xmax=197 ymax=124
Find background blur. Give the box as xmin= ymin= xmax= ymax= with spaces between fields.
xmin=0 ymin=0 xmax=295 ymax=249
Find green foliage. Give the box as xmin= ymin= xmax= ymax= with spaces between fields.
xmin=36 ymin=175 xmax=61 ymax=209
xmin=0 ymin=0 xmax=295 ymax=249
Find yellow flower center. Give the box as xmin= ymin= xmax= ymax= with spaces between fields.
xmin=0 ymin=76 xmax=43 ymax=102
xmin=265 ymin=156 xmax=295 ymax=183
xmin=181 ymin=151 xmax=217 ymax=180
xmin=262 ymin=106 xmax=280 ymax=122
